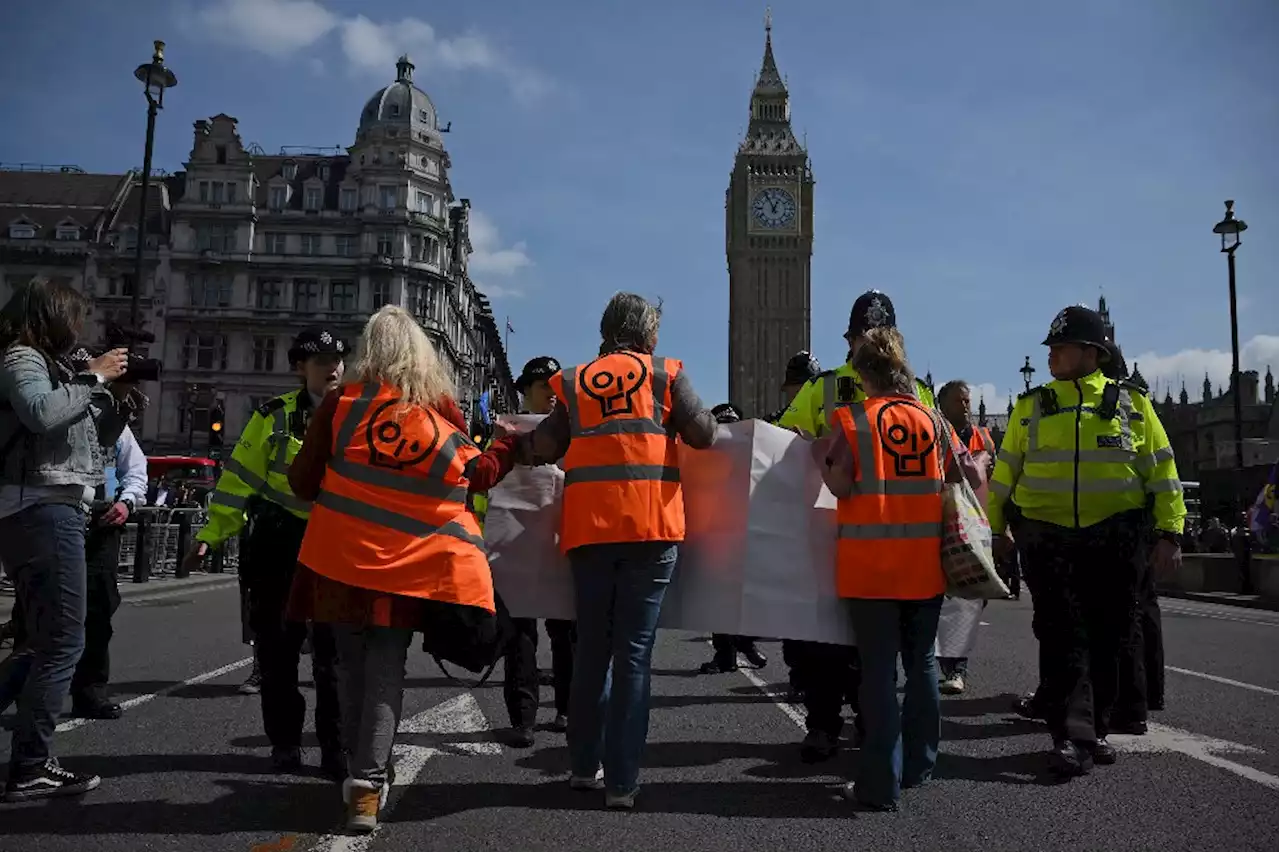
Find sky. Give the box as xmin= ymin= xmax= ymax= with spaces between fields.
xmin=1 ymin=0 xmax=1276 ymax=414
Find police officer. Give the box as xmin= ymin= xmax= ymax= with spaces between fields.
xmin=181 ymin=328 xmax=347 ymax=778
xmin=989 ymin=307 xmax=1185 ymax=777
xmin=698 ymin=403 xmax=768 ymax=674
xmin=777 ymin=292 xmax=937 ymax=764
xmin=481 ymin=356 xmax=579 ymax=748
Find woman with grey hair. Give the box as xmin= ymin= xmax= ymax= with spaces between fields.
xmin=523 ymin=291 xmax=717 ymax=809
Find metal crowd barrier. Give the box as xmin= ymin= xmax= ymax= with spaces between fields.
xmin=117 ymin=506 xmax=240 ymax=583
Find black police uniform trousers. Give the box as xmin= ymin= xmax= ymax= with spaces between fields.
xmin=789 ymin=640 xmax=862 ymax=737
xmin=504 ymin=617 xmax=575 ymax=727
xmin=1018 ymin=509 xmax=1146 ymax=744
xmin=69 ymin=521 xmax=124 ymax=707
xmin=710 ymin=634 xmax=758 ymax=660
xmin=1115 ymin=531 xmax=1164 ymax=718
xmin=244 ymin=504 xmax=341 ymax=757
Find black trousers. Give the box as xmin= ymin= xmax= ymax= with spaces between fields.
xmin=1116 ymin=545 xmax=1165 ymax=718
xmin=244 ymin=508 xmax=341 ymax=755
xmin=503 ymin=617 xmax=575 ymax=727
xmin=790 ymin=640 xmax=861 ymax=737
xmin=710 ymin=634 xmax=758 ymax=658
xmin=69 ymin=524 xmax=123 ymax=706
xmin=1019 ymin=512 xmax=1145 ymax=743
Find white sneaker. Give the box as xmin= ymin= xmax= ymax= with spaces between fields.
xmin=939 ymin=674 xmax=965 ymax=695
xmin=569 ymin=767 xmax=605 ymax=791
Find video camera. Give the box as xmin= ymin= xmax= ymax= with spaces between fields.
xmin=70 ymin=321 xmax=163 ymax=384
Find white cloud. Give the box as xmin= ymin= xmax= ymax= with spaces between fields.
xmin=969 ymin=334 xmax=1280 ymax=416
xmin=467 ymin=210 xmax=532 ymax=300
xmin=192 ymin=0 xmax=337 ymax=57
xmin=184 ymin=0 xmax=550 ymax=103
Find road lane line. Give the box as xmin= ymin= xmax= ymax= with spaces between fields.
xmin=1160 ymin=605 xmax=1276 ymax=627
xmin=1165 ymin=666 xmax=1279 ymax=696
xmin=55 ymin=656 xmax=253 ymax=733
xmin=737 ymin=666 xmax=807 ymax=731
xmin=120 ymin=579 xmax=239 ymax=604
xmin=308 ymin=692 xmax=497 ymax=852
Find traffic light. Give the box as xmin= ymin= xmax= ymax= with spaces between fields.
xmin=208 ymin=402 xmax=225 ymax=459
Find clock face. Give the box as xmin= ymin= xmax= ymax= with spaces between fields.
xmin=751 ymin=187 xmax=797 ymax=229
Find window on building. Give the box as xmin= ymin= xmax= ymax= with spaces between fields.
xmin=372 ymin=279 xmax=392 ymax=309
xmin=376 ymin=231 xmax=393 ymax=256
xmin=409 ymin=234 xmax=422 ymax=261
xmin=211 ymin=182 xmax=225 ymax=203
xmin=269 ymin=186 xmax=287 ymax=210
xmin=379 ymin=186 xmax=397 ymax=210
xmin=425 ymin=235 xmax=440 ymax=266
xmin=419 ymin=109 xmax=429 ymax=122
xmin=107 ymin=274 xmax=137 ymax=297
xmin=300 ymin=233 xmax=321 ymax=256
xmin=335 ymin=234 xmax=356 ymax=257
xmin=226 ymin=182 xmax=236 ymax=204
xmin=263 ymin=232 xmax=286 ymax=254
xmin=190 ymin=275 xmax=232 ymax=307
xmin=8 ymin=223 xmax=36 ymax=239
xmin=198 ymin=181 xmax=209 ymax=202
xmin=196 ymin=223 xmax=236 ymax=252
xmin=215 ymin=145 xmax=227 ymax=164
xmin=390 ymin=104 xmax=401 ymax=117
xmin=55 ymin=226 xmax=80 ymax=241
xmin=256 ymin=278 xmax=282 ymax=308
xmin=319 ymin=164 xmax=330 ymax=182
xmin=416 ymin=191 xmax=434 ymax=215
xmin=252 ymin=336 xmax=277 ymax=373
xmin=330 ymin=280 xmax=356 ymax=313
xmin=304 ymin=187 xmax=322 ymax=211
xmin=283 ymin=161 xmax=297 ymax=181
xmin=406 ymin=282 xmax=420 ymax=317
xmin=182 ymin=332 xmax=227 ymax=370
xmin=339 ymin=188 xmax=357 ymax=211
xmin=293 ymin=278 xmax=320 ymax=312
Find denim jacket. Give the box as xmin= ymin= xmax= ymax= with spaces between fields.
xmin=0 ymin=344 xmax=127 ymax=489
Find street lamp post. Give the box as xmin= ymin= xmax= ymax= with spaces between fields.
xmin=1212 ymin=200 xmax=1248 ymax=474
xmin=130 ymin=40 xmax=178 ymax=330
xmin=1020 ymin=356 xmax=1036 ymax=392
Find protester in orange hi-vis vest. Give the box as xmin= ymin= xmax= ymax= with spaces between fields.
xmin=814 ymin=325 xmax=967 ymax=813
xmin=520 ymin=292 xmax=717 ymax=810
xmin=286 ymin=306 xmax=521 ymax=834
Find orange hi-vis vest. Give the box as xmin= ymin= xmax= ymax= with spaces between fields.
xmin=547 ymin=351 xmax=685 ymax=553
xmin=296 ymin=382 xmax=496 ymax=612
xmin=966 ymin=425 xmax=995 ymax=454
xmin=833 ymin=395 xmax=947 ymax=601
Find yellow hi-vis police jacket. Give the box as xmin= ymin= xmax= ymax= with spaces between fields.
xmin=196 ymin=389 xmax=312 ymax=548
xmin=987 ymin=371 xmax=1186 ymax=536
xmin=778 ymin=360 xmax=937 ymax=438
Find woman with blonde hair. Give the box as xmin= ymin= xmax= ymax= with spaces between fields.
xmin=815 ymin=325 xmax=968 ymax=812
xmin=287 ymin=306 xmax=520 ymax=832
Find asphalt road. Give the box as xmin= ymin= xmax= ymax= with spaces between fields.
xmin=0 ymin=583 xmax=1275 ymax=852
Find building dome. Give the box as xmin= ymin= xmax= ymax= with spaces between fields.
xmin=356 ymin=55 xmax=438 ymax=142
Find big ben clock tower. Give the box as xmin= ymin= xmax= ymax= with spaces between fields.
xmin=726 ymin=12 xmax=814 ymax=418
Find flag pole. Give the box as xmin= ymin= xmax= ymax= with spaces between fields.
xmin=504 ymin=315 xmax=511 ymax=354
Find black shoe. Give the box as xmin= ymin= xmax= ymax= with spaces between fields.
xmin=320 ymin=749 xmax=347 ymax=782
xmin=271 ymin=747 xmax=303 ymax=772
xmin=1090 ymin=739 xmax=1118 ymax=766
xmin=799 ymin=730 xmax=839 ymax=763
xmin=508 ymin=726 xmax=535 ymax=748
xmin=71 ymin=700 xmax=122 ymax=720
xmin=699 ymin=654 xmax=737 ymax=674
xmin=1013 ymin=694 xmax=1045 ymax=720
xmin=1109 ymin=719 xmax=1148 ymax=735
xmin=740 ymin=645 xmax=768 ymax=668
xmin=5 ymin=759 xmax=101 ymax=802
xmin=1048 ymin=740 xmax=1093 ymax=777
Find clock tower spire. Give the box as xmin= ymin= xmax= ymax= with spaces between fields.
xmin=725 ymin=14 xmax=814 ymax=418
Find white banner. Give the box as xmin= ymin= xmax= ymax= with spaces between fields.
xmin=483 ymin=418 xmax=856 ymax=645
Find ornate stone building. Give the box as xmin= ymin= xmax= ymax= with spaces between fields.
xmin=725 ymin=18 xmax=814 ymax=417
xmin=0 ymin=56 xmax=517 ymax=453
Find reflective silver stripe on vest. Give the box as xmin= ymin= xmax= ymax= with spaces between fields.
xmin=222 ymin=457 xmax=267 ymax=491
xmin=1017 ymin=475 xmax=1144 ymax=494
xmin=315 ymin=490 xmax=486 ymax=551
xmin=838 ymin=521 xmax=941 ymax=539
xmin=997 ymin=449 xmax=1024 ymax=479
xmin=264 ymin=486 xmax=309 ymax=513
xmin=334 ymin=382 xmax=382 ymax=453
xmin=1025 ymin=448 xmax=1138 ymax=465
xmin=844 ymin=402 xmax=945 ymax=497
xmin=564 ymin=463 xmax=681 ymax=486
xmin=1145 ymin=478 xmax=1183 ymax=494
xmin=211 ymin=490 xmax=249 ymax=511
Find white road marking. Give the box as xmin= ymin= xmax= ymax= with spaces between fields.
xmin=120 ymin=579 xmax=239 ymax=604
xmin=309 ymin=692 xmax=497 ymax=852
xmin=56 ymin=656 xmax=254 ymax=733
xmin=738 ymin=666 xmax=807 ymax=730
xmin=1161 ymin=605 xmax=1277 ymax=627
xmin=1165 ymin=666 xmax=1279 ymax=696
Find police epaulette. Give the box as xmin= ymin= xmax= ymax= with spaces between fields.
xmin=1118 ymin=379 xmax=1149 ymax=398
xmin=255 ymin=396 xmax=289 ymax=418
xmin=1016 ymin=385 xmax=1042 ymax=401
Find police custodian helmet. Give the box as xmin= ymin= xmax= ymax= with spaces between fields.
xmin=1041 ymin=305 xmax=1110 ymax=351
xmin=711 ymin=403 xmax=744 ymax=424
xmin=847 ymin=290 xmax=897 ymax=338
xmin=288 ymin=327 xmax=348 ymax=366
xmin=515 ymin=356 xmax=561 ymax=392
xmin=783 ymin=351 xmax=821 ymax=386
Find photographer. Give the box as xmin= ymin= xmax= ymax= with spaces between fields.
xmin=0 ymin=277 xmax=129 ymax=802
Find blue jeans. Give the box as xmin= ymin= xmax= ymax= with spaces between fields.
xmin=848 ymin=596 xmax=943 ymax=806
xmin=0 ymin=503 xmax=88 ymax=772
xmin=567 ymin=541 xmax=677 ymax=795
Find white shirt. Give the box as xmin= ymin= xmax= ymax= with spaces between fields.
xmin=107 ymin=426 xmax=148 ymax=507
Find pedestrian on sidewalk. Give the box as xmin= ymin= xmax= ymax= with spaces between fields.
xmin=181 ymin=327 xmax=349 ymax=780
xmin=0 ymin=277 xmax=130 ymax=802
xmin=287 ymin=306 xmax=521 ymax=833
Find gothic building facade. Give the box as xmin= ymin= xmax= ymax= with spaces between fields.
xmin=725 ymin=19 xmax=815 ymax=418
xmin=0 ymin=56 xmax=517 ymax=452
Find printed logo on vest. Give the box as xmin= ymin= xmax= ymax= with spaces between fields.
xmin=367 ymin=398 xmax=439 ymax=469
xmin=1096 ymin=434 xmax=1124 ymax=449
xmin=580 ymin=353 xmax=649 ymax=418
xmin=876 ymin=399 xmax=938 ymax=477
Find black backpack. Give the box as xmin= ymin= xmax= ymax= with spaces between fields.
xmin=419 ymin=589 xmax=516 ymax=688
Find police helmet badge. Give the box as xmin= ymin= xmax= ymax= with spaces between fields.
xmin=1048 ymin=309 xmax=1069 ymax=338
xmin=320 ymin=331 xmax=333 ymax=345
xmin=865 ymin=295 xmax=890 ymax=329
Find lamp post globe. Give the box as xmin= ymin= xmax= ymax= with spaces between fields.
xmin=1020 ymin=355 xmax=1036 ymax=392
